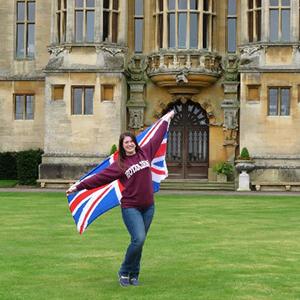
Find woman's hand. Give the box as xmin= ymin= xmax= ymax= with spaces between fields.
xmin=66 ymin=184 xmax=78 ymax=196
xmin=163 ymin=110 xmax=175 ymax=121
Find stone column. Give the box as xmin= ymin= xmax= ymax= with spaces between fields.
xmin=221 ymin=55 xmax=240 ymax=162
xmin=66 ymin=0 xmax=74 ymax=43
xmin=126 ymin=56 xmax=147 ymax=130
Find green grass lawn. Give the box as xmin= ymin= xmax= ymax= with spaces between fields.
xmin=0 ymin=180 xmax=18 ymax=188
xmin=0 ymin=192 xmax=300 ymax=300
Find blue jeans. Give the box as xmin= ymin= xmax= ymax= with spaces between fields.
xmin=119 ymin=205 xmax=155 ymax=278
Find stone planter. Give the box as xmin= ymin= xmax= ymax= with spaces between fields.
xmin=235 ymin=159 xmax=255 ymax=173
xmin=235 ymin=160 xmax=255 ymax=191
xmin=216 ymin=173 xmax=227 ymax=182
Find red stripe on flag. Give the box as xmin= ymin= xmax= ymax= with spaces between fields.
xmin=79 ymin=185 xmax=111 ymax=234
xmin=151 ymin=167 xmax=166 ymax=175
xmin=140 ymin=120 xmax=163 ymax=147
xmin=154 ymin=143 xmax=167 ymax=158
xmin=117 ymin=180 xmax=125 ymax=192
xmin=70 ymin=186 xmax=104 ymax=213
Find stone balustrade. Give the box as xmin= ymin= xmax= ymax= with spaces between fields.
xmin=147 ymin=50 xmax=222 ymax=94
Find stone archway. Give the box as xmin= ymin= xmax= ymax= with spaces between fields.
xmin=163 ymin=99 xmax=209 ymax=179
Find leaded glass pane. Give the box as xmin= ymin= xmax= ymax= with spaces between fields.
xmin=178 ymin=13 xmax=187 ymax=48
xmin=270 ymin=0 xmax=278 ymax=6
xmin=86 ymin=10 xmax=95 ymax=42
xmin=73 ymin=88 xmax=82 ymax=114
xmin=26 ymin=95 xmax=34 ymax=119
xmin=103 ymin=11 xmax=109 ymax=41
xmin=269 ymin=89 xmax=278 ymax=115
xmin=103 ymin=0 xmax=109 ymax=9
xmin=17 ymin=24 xmax=25 ymax=57
xmin=27 ymin=23 xmax=35 ymax=57
xmin=75 ymin=11 xmax=83 ymax=42
xmin=228 ymin=18 xmax=236 ymax=52
xmin=190 ymin=13 xmax=198 ymax=48
xmin=112 ymin=12 xmax=118 ymax=42
xmin=281 ymin=9 xmax=290 ymax=41
xmin=203 ymin=0 xmax=209 ymax=11
xmin=256 ymin=10 xmax=261 ymax=41
xmin=84 ymin=88 xmax=94 ymax=115
xmin=280 ymin=89 xmax=290 ymax=115
xmin=86 ymin=0 xmax=95 ymax=7
xmin=269 ymin=9 xmax=279 ymax=41
xmin=135 ymin=19 xmax=143 ymax=52
xmin=203 ymin=14 xmax=208 ymax=48
xmin=248 ymin=0 xmax=253 ymax=9
xmin=27 ymin=1 xmax=35 ymax=22
xmin=282 ymin=0 xmax=290 ymax=6
xmin=135 ymin=0 xmax=143 ymax=15
xmin=168 ymin=0 xmax=175 ymax=10
xmin=15 ymin=95 xmax=24 ymax=120
xmin=178 ymin=0 xmax=187 ymax=9
xmin=168 ymin=13 xmax=175 ymax=47
xmin=190 ymin=0 xmax=198 ymax=9
xmin=75 ymin=0 xmax=84 ymax=7
xmin=228 ymin=0 xmax=236 ymax=15
xmin=17 ymin=2 xmax=25 ymax=21
xmin=113 ymin=0 xmax=118 ymax=10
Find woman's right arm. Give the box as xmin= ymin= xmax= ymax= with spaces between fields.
xmin=66 ymin=162 xmax=123 ymax=195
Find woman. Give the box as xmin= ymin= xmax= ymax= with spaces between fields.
xmin=66 ymin=111 xmax=174 ymax=287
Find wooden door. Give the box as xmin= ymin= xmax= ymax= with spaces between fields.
xmin=166 ymin=100 xmax=209 ymax=179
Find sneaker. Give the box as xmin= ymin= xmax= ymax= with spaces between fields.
xmin=118 ymin=273 xmax=130 ymax=287
xmin=130 ymin=277 xmax=139 ymax=286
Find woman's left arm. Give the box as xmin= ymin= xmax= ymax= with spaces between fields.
xmin=142 ymin=111 xmax=174 ymax=160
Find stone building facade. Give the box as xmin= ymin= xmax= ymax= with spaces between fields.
xmin=0 ymin=0 xmax=300 ymax=190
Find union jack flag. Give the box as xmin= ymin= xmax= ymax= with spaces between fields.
xmin=67 ymin=113 xmax=171 ymax=234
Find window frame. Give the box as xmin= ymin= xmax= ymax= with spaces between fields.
xmin=247 ymin=0 xmax=262 ymax=43
xmin=227 ymin=0 xmax=237 ymax=53
xmin=14 ymin=94 xmax=35 ymax=120
xmin=55 ymin=0 xmax=67 ymax=44
xmin=102 ymin=0 xmax=119 ymax=43
xmin=269 ymin=0 xmax=291 ymax=42
xmin=154 ymin=0 xmax=216 ymax=50
xmin=71 ymin=86 xmax=94 ymax=115
xmin=15 ymin=0 xmax=35 ymax=59
xmin=74 ymin=0 xmax=95 ymax=43
xmin=101 ymin=84 xmax=115 ymax=101
xmin=134 ymin=0 xmax=144 ymax=53
xmin=267 ymin=86 xmax=291 ymax=116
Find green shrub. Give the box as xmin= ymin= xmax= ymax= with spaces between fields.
xmin=110 ymin=144 xmax=118 ymax=155
xmin=0 ymin=152 xmax=17 ymax=180
xmin=16 ymin=149 xmax=43 ymax=185
xmin=213 ymin=161 xmax=234 ymax=177
xmin=239 ymin=147 xmax=251 ymax=160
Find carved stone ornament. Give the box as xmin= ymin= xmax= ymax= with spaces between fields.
xmin=223 ymin=55 xmax=239 ymax=82
xmin=47 ymin=46 xmax=65 ymax=57
xmin=224 ymin=109 xmax=238 ymax=130
xmin=128 ymin=108 xmax=144 ymax=129
xmin=127 ymin=56 xmax=147 ymax=81
xmin=97 ymin=45 xmax=124 ymax=56
xmin=176 ymin=69 xmax=189 ymax=84
xmin=240 ymin=45 xmax=263 ymax=56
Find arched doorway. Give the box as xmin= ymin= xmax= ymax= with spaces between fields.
xmin=164 ymin=99 xmax=209 ymax=179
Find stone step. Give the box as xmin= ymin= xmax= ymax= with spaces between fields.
xmin=160 ymin=180 xmax=235 ymax=191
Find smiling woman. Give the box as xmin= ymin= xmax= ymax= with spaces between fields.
xmin=66 ymin=110 xmax=175 ymax=286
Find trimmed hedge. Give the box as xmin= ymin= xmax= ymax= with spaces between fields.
xmin=16 ymin=149 xmax=43 ymax=185
xmin=0 ymin=152 xmax=17 ymax=179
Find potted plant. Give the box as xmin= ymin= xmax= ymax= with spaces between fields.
xmin=235 ymin=147 xmax=255 ymax=173
xmin=213 ymin=161 xmax=234 ymax=182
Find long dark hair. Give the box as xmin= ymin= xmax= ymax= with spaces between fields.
xmin=118 ymin=132 xmax=140 ymax=170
